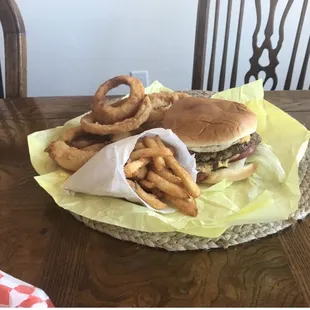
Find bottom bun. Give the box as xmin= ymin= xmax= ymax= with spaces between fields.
xmin=197 ymin=163 xmax=258 ymax=184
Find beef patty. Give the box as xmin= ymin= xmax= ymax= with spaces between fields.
xmin=193 ymin=132 xmax=261 ymax=164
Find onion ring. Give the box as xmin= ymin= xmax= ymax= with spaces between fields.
xmin=92 ymin=75 xmax=145 ymax=124
xmin=80 ymin=96 xmax=152 ymax=135
xmin=111 ymin=132 xmax=132 ymax=142
xmin=60 ymin=126 xmax=85 ymax=143
xmin=147 ymin=92 xmax=190 ymax=122
xmin=61 ymin=125 xmax=110 ymax=148
xmin=80 ymin=142 xmax=109 ymax=152
xmin=45 ymin=125 xmax=111 ymax=171
xmin=45 ymin=140 xmax=110 ymax=172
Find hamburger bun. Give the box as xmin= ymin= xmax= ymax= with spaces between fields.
xmin=163 ymin=97 xmax=258 ymax=152
xmin=197 ymin=163 xmax=258 ymax=184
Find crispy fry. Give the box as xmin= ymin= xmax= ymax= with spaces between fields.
xmin=143 ymin=136 xmax=166 ymax=171
xmin=124 ymin=158 xmax=150 ymax=178
xmin=130 ymin=147 xmax=172 ymax=161
xmin=143 ymin=136 xmax=158 ymax=147
xmin=136 ymin=166 xmax=148 ymax=179
xmin=167 ymin=146 xmax=176 ymax=155
xmin=134 ymin=140 xmax=145 ymax=150
xmin=127 ymin=180 xmax=168 ymax=210
xmin=151 ymin=188 xmax=164 ymax=199
xmin=164 ymin=156 xmax=200 ymax=198
xmin=155 ymin=136 xmax=200 ymax=197
xmin=155 ymin=135 xmax=175 ymax=155
xmin=164 ymin=194 xmax=198 ymax=217
xmin=146 ymin=171 xmax=189 ymax=199
xmin=124 ymin=134 xmax=200 ymax=216
xmin=138 ymin=179 xmax=155 ymax=190
xmin=154 ymin=167 xmax=182 ymax=185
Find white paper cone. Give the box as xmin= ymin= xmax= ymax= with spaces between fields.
xmin=63 ymin=128 xmax=197 ymax=214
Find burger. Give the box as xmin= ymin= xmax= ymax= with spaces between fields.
xmin=163 ymin=97 xmax=261 ymax=184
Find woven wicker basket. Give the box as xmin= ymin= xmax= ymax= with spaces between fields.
xmin=71 ymin=90 xmax=310 ymax=251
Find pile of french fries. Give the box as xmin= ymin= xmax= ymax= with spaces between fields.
xmin=124 ymin=135 xmax=201 ymax=217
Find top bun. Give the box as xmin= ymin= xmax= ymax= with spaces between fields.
xmin=163 ymin=97 xmax=258 ymax=152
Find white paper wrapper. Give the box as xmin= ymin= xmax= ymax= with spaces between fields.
xmin=63 ymin=128 xmax=197 ymax=214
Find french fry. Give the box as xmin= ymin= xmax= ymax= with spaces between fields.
xmin=164 ymin=194 xmax=198 ymax=217
xmin=124 ymin=158 xmax=150 ymax=178
xmin=155 ymin=136 xmax=200 ymax=197
xmin=134 ymin=140 xmax=145 ymax=150
xmin=164 ymin=156 xmax=200 ymax=198
xmin=154 ymin=167 xmax=182 ymax=185
xmin=130 ymin=147 xmax=172 ymax=161
xmin=155 ymin=135 xmax=175 ymax=155
xmin=138 ymin=179 xmax=155 ymax=190
xmin=143 ymin=136 xmax=166 ymax=171
xmin=136 ymin=166 xmax=148 ymax=179
xmin=151 ymin=188 xmax=164 ymax=199
xmin=146 ymin=171 xmax=189 ymax=199
xmin=124 ymin=135 xmax=200 ymax=217
xmin=127 ymin=180 xmax=168 ymax=210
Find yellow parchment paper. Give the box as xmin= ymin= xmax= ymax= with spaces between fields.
xmin=27 ymin=80 xmax=310 ymax=238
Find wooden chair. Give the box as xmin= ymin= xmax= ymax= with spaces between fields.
xmin=192 ymin=0 xmax=310 ymax=91
xmin=0 ymin=0 xmax=27 ymax=98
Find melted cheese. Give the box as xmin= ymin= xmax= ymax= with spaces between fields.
xmin=217 ymin=160 xmax=229 ymax=169
xmin=197 ymin=159 xmax=229 ymax=173
xmin=196 ymin=163 xmax=212 ymax=174
xmin=237 ymin=135 xmax=251 ymax=144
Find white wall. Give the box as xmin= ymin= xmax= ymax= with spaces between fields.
xmin=12 ymin=0 xmax=198 ymax=96
xmin=1 ymin=0 xmax=309 ymax=97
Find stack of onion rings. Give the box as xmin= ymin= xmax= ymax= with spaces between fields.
xmin=80 ymin=95 xmax=152 ymax=135
xmin=45 ymin=74 xmax=193 ymax=172
xmin=92 ymin=75 xmax=145 ymax=124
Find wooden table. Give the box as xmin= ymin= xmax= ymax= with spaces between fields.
xmin=1 ymin=91 xmax=310 ymax=307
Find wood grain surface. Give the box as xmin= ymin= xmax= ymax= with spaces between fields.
xmin=0 ymin=0 xmax=27 ymax=98
xmin=0 ymin=91 xmax=310 ymax=307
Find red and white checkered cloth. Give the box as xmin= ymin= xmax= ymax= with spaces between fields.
xmin=0 ymin=270 xmax=54 ymax=308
